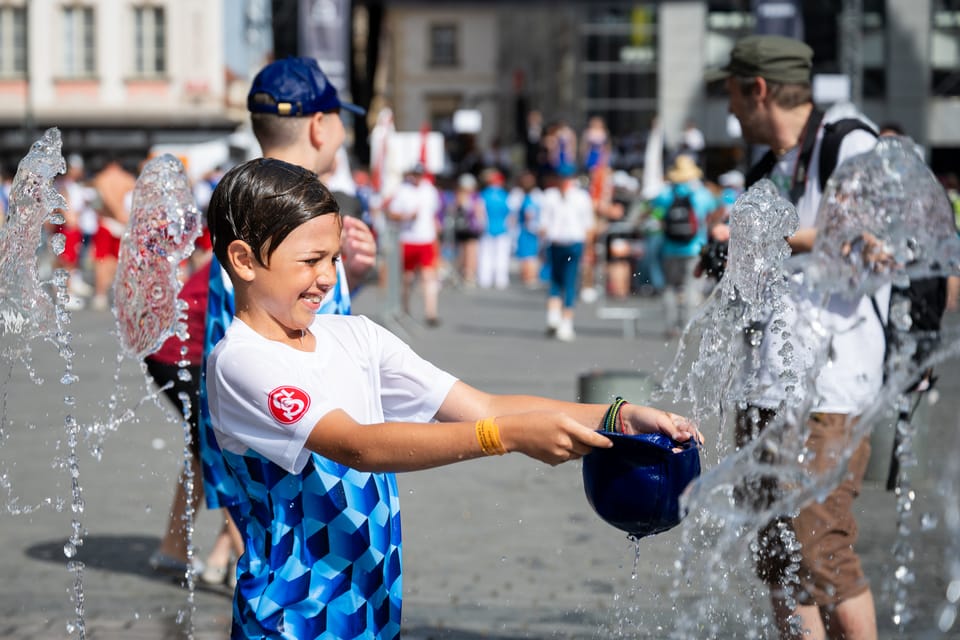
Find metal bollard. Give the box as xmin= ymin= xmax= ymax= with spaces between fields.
xmin=578 ymin=369 xmax=654 ymax=405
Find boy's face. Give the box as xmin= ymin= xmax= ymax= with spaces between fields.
xmin=243 ymin=213 xmax=343 ymax=340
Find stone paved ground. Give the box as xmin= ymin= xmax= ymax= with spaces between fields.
xmin=1 ymin=280 xmax=957 ymax=638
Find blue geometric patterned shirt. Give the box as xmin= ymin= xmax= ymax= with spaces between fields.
xmin=196 ymin=258 xmax=408 ymax=639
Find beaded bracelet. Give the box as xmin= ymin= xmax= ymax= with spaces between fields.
xmin=475 ymin=417 xmax=507 ymax=456
xmin=601 ymin=396 xmax=629 ymax=433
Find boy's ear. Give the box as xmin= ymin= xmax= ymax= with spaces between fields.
xmin=308 ymin=112 xmax=326 ymax=152
xmin=226 ymin=239 xmax=257 ymax=282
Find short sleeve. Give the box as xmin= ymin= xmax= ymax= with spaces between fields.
xmin=207 ymin=340 xmax=328 ymax=475
xmin=364 ymin=318 xmax=458 ymax=423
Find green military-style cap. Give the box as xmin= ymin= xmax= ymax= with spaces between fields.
xmin=705 ymin=34 xmax=813 ymax=85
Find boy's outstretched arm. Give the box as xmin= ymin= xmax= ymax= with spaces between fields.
xmin=305 ymin=405 xmax=610 ymax=472
xmin=436 ymin=381 xmax=700 ymax=444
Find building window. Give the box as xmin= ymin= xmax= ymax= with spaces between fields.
xmin=580 ymin=4 xmax=658 ymax=137
xmin=429 ymin=23 xmax=458 ymax=67
xmin=932 ymin=0 xmax=960 ymax=96
xmin=62 ymin=5 xmax=96 ymax=78
xmin=133 ymin=5 xmax=166 ymax=76
xmin=706 ymin=1 xmax=886 ymax=100
xmin=0 ymin=5 xmax=26 ymax=78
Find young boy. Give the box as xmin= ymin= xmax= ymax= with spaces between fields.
xmin=205 ymin=158 xmax=699 ymax=639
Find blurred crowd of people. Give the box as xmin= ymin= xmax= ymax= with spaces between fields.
xmin=3 ymin=109 xmax=958 ymax=345
xmin=358 ymin=112 xmax=744 ymax=341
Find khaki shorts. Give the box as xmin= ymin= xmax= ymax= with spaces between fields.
xmin=735 ymin=410 xmax=872 ymax=607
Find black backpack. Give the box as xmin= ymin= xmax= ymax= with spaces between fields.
xmin=872 ymin=276 xmax=947 ymax=392
xmin=663 ymin=193 xmax=698 ymax=242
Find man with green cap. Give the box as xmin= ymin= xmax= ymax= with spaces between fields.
xmin=709 ymin=34 xmax=881 ymax=640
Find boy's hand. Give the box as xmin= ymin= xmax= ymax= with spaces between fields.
xmin=620 ymin=405 xmax=703 ymax=445
xmin=497 ymin=412 xmax=612 ymax=466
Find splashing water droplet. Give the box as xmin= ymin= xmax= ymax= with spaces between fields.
xmin=114 ymin=154 xmax=202 ymax=359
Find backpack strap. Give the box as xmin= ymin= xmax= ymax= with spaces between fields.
xmin=817 ymin=118 xmax=878 ymax=192
xmin=744 ymin=150 xmax=777 ymax=189
xmin=744 ymin=108 xmax=824 ymax=203
xmin=789 ymin=108 xmax=825 ymax=203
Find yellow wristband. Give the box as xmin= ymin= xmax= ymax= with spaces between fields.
xmin=475 ymin=417 xmax=507 ymax=456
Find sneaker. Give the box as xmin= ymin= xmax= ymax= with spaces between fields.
xmin=200 ymin=563 xmax=228 ymax=586
xmin=200 ymin=556 xmax=238 ymax=589
xmin=148 ymin=550 xmax=203 ymax=579
xmin=63 ymin=295 xmax=85 ymax=311
xmin=580 ymin=287 xmax=599 ymax=304
xmin=90 ymin=295 xmax=109 ymax=312
xmin=68 ymin=274 xmax=93 ymax=298
xmin=556 ymin=323 xmax=576 ymax=342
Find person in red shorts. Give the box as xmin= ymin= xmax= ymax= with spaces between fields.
xmin=90 ymin=159 xmax=137 ymax=311
xmin=386 ymin=164 xmax=442 ymax=326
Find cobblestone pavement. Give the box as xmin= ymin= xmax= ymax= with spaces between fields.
xmin=1 ymin=280 xmax=957 ymax=638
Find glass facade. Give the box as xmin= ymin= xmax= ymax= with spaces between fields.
xmin=579 ymin=3 xmax=657 ymax=136
xmin=932 ymin=0 xmax=960 ymax=96
xmin=62 ymin=6 xmax=96 ymax=78
xmin=133 ymin=6 xmax=166 ymax=76
xmin=0 ymin=5 xmax=26 ymax=78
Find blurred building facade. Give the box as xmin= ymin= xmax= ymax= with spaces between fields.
xmin=0 ymin=0 xmax=239 ymax=171
xmin=0 ymin=0 xmax=957 ymax=176
xmin=377 ymin=0 xmax=960 ymax=176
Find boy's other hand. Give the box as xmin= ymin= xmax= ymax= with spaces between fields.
xmin=341 ymin=216 xmax=377 ymax=288
xmin=621 ymin=405 xmax=703 ymax=446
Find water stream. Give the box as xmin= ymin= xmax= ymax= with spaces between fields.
xmin=658 ymin=136 xmax=960 ymax=637
xmin=0 ymin=130 xmax=201 ymax=638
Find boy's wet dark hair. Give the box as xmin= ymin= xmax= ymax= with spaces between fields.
xmin=207 ymin=157 xmax=340 ymax=269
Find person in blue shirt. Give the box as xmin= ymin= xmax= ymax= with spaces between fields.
xmin=205 ymin=157 xmax=700 ymax=639
xmin=652 ymin=154 xmax=717 ymax=337
xmin=477 ymin=168 xmax=512 ymax=289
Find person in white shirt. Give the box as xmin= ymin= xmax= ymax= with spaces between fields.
xmin=386 ymin=164 xmax=442 ymax=326
xmin=539 ymin=168 xmax=595 ymax=341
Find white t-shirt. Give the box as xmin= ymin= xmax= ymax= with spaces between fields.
xmin=539 ymin=185 xmax=595 ymax=244
xmin=389 ymin=178 xmax=441 ymax=244
xmin=207 ymin=314 xmax=458 ymax=475
xmin=754 ymin=109 xmax=886 ymax=414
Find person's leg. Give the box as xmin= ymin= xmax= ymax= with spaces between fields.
xmin=400 ymin=243 xmax=414 ymax=314
xmin=545 ymin=243 xmax=564 ymax=333
xmin=147 ymin=360 xmax=204 ymax=573
xmin=788 ymin=415 xmax=876 ymax=640
xmin=825 ymin=590 xmax=877 ymax=640
xmin=422 ymin=266 xmax=439 ymax=323
xmin=678 ymin=255 xmax=703 ymax=328
xmin=202 ymin=509 xmax=243 ymax=586
xmin=477 ymin=234 xmax=494 ymax=288
xmin=91 ymin=225 xmax=116 ymax=311
xmin=661 ymin=256 xmax=683 ymax=335
xmin=463 ymin=237 xmax=479 ymax=285
xmin=770 ymin=596 xmax=826 ymax=639
xmin=494 ymin=234 xmax=511 ymax=289
xmin=557 ymin=242 xmax=583 ymax=341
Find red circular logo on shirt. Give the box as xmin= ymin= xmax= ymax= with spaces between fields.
xmin=267 ymin=386 xmax=311 ymax=425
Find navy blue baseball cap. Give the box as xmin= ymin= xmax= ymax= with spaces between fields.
xmin=247 ymin=57 xmax=365 ymax=117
